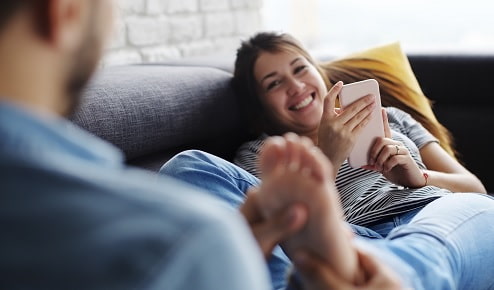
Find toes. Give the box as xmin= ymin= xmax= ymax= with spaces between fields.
xmin=284 ymin=133 xmax=302 ymax=172
xmin=261 ymin=134 xmax=334 ymax=184
xmin=300 ymin=136 xmax=332 ymax=182
xmin=259 ymin=136 xmax=286 ymax=177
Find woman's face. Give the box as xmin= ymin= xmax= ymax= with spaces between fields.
xmin=253 ymin=50 xmax=328 ymax=136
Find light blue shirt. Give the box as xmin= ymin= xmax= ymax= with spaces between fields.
xmin=0 ymin=102 xmax=271 ymax=290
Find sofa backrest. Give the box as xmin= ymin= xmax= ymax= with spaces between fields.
xmin=71 ymin=64 xmax=248 ymax=170
xmin=70 ymin=56 xmax=494 ymax=191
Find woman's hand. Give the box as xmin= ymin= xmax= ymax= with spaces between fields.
xmin=318 ymin=82 xmax=377 ymax=172
xmin=292 ymin=247 xmax=403 ymax=290
xmin=239 ymin=187 xmax=308 ymax=258
xmin=363 ymin=109 xmax=426 ymax=188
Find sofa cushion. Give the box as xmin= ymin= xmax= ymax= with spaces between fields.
xmin=71 ymin=65 xmax=243 ymax=162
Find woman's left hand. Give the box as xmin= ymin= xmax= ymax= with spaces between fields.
xmin=362 ymin=109 xmax=427 ymax=188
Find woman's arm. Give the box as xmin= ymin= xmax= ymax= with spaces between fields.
xmin=366 ymin=108 xmax=486 ymax=193
xmin=420 ymin=142 xmax=487 ymax=193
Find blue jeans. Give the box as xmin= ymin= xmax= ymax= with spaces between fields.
xmin=366 ymin=207 xmax=423 ymax=237
xmin=160 ymin=150 xmax=381 ymax=290
xmin=367 ymin=193 xmax=494 ymax=289
xmin=161 ymin=150 xmax=494 ymax=290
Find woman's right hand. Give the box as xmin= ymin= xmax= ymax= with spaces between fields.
xmin=317 ymin=81 xmax=377 ymax=171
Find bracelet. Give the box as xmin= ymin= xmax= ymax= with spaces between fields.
xmin=422 ymin=171 xmax=429 ymax=187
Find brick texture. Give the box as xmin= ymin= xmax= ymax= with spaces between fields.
xmin=103 ymin=0 xmax=262 ymax=66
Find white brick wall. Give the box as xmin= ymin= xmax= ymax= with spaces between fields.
xmin=103 ymin=0 xmax=263 ymax=66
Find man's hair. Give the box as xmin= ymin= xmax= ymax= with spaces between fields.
xmin=0 ymin=1 xmax=50 ymax=37
xmin=0 ymin=1 xmax=27 ymax=31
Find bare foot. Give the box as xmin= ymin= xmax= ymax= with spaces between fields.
xmin=257 ymin=133 xmax=361 ymax=284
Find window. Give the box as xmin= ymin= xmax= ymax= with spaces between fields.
xmin=262 ymin=0 xmax=494 ymax=56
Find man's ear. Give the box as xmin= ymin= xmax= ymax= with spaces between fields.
xmin=43 ymin=0 xmax=87 ymax=50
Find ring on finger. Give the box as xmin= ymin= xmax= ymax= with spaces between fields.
xmin=395 ymin=145 xmax=400 ymax=155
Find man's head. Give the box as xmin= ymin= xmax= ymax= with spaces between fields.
xmin=0 ymin=0 xmax=114 ymax=116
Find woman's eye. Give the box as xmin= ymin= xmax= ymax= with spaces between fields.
xmin=266 ymin=80 xmax=281 ymax=91
xmin=294 ymin=65 xmax=308 ymax=74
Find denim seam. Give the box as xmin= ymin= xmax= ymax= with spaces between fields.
xmin=220 ymin=168 xmax=260 ymax=188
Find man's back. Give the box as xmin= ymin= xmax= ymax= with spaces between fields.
xmin=0 ymin=103 xmax=271 ymax=289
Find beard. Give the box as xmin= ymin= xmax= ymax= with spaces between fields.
xmin=63 ymin=4 xmax=107 ymax=117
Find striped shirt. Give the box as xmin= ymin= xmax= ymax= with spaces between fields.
xmin=234 ymin=107 xmax=452 ymax=226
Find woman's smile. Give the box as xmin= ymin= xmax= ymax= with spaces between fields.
xmin=290 ymin=92 xmax=316 ymax=111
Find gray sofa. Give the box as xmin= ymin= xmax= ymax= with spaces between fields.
xmin=72 ymin=64 xmax=248 ymax=171
xmin=71 ymin=56 xmax=494 ymax=192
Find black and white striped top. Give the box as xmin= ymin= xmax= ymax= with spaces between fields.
xmin=234 ymin=107 xmax=452 ymax=226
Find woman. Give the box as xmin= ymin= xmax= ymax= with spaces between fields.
xmin=160 ymin=32 xmax=491 ymax=289
xmin=231 ymin=31 xmax=486 ymax=234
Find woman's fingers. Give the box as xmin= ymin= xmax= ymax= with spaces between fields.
xmin=339 ymin=94 xmax=376 ymax=131
xmin=369 ymin=141 xmax=407 ymax=170
xmin=382 ymin=108 xmax=392 ymax=138
xmin=322 ymin=81 xmax=343 ymax=118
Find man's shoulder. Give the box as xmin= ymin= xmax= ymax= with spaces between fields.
xmin=0 ymin=156 xmax=248 ymax=289
xmin=1 ymin=155 xmax=237 ymax=228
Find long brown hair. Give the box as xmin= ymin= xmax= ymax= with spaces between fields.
xmin=232 ymin=32 xmax=457 ymax=159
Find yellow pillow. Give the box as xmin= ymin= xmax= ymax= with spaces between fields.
xmin=320 ymin=42 xmax=456 ymax=158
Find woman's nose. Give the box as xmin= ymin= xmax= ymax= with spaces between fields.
xmin=287 ymin=77 xmax=306 ymax=96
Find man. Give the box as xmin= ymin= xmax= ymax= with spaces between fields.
xmin=0 ymin=1 xmax=301 ymax=288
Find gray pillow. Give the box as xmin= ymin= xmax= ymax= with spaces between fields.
xmin=71 ymin=65 xmax=242 ymax=160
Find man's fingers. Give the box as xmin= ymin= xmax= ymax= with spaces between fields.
xmin=356 ymin=248 xmax=403 ymax=289
xmin=357 ymin=249 xmax=379 ymax=279
xmin=250 ymin=203 xmax=308 ymax=257
xmin=239 ymin=188 xmax=262 ymax=224
xmin=240 ymin=189 xmax=309 ymax=257
xmin=293 ymin=250 xmax=351 ymax=290
xmin=260 ymin=205 xmax=307 ymax=250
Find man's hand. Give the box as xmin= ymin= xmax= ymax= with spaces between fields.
xmin=239 ymin=187 xmax=308 ymax=258
xmin=292 ymin=247 xmax=403 ymax=290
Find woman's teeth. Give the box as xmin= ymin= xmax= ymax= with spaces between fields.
xmin=293 ymin=95 xmax=313 ymax=110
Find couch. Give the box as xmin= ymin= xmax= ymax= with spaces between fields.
xmin=71 ymin=55 xmax=494 ymax=192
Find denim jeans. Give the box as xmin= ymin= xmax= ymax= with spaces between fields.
xmin=366 ymin=193 xmax=494 ymax=289
xmin=366 ymin=207 xmax=423 ymax=237
xmin=160 ymin=150 xmax=382 ymax=289
xmin=161 ymin=150 xmax=494 ymax=290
